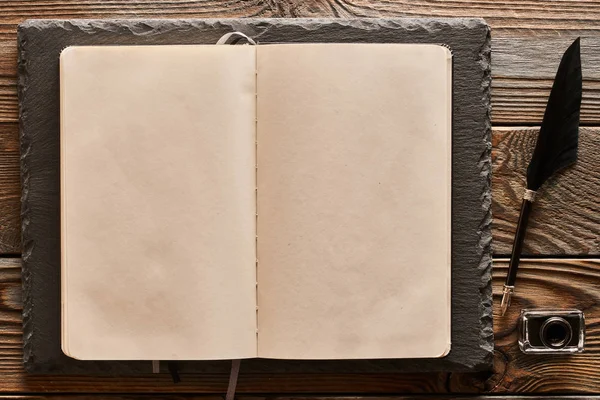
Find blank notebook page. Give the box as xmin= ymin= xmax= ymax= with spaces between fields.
xmin=256 ymin=44 xmax=452 ymax=359
xmin=60 ymin=45 xmax=258 ymax=360
xmin=60 ymin=43 xmax=452 ymax=361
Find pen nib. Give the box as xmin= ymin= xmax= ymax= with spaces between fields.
xmin=500 ymin=285 xmax=514 ymax=316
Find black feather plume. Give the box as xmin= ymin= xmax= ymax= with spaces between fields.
xmin=527 ymin=38 xmax=582 ymax=191
xmin=501 ymin=38 xmax=583 ymax=316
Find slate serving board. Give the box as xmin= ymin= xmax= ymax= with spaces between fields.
xmin=18 ymin=17 xmax=493 ymax=374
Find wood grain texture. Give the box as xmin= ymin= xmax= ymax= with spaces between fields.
xmin=230 ymin=398 xmax=600 ymax=400
xmin=0 ymin=0 xmax=598 ymax=396
xmin=1 ymin=125 xmax=597 ymax=256
xmin=3 ymin=258 xmax=600 ymax=393
xmin=461 ymin=259 xmax=600 ymax=393
xmin=270 ymin=0 xmax=600 ymax=28
xmin=0 ymin=394 xmax=600 ymax=400
xmin=492 ymin=37 xmax=600 ymax=125
xmin=0 ymin=123 xmax=20 ymax=254
xmin=0 ymin=0 xmax=275 ymax=22
xmin=1 ymin=1 xmax=600 ymax=123
xmin=0 ymin=0 xmax=597 ymax=31
xmin=493 ymin=127 xmax=600 ymax=256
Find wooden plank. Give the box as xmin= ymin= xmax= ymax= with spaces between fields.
xmin=249 ymin=398 xmax=600 ymax=400
xmin=0 ymin=373 xmax=447 ymax=395
xmin=271 ymin=0 xmax=600 ymax=29
xmin=8 ymin=0 xmax=600 ymax=31
xmin=245 ymin=398 xmax=600 ymax=400
xmin=2 ymin=125 xmax=598 ymax=255
xmin=2 ymin=398 xmax=600 ymax=400
xmin=3 ymin=258 xmax=600 ymax=393
xmin=0 ymin=123 xmax=19 ymax=254
xmin=0 ymin=0 xmax=274 ymax=23
xmin=0 ymin=398 xmax=225 ymax=400
xmin=492 ymin=127 xmax=600 ymax=255
xmin=0 ymin=77 xmax=17 ymax=124
xmin=492 ymin=77 xmax=600 ymax=125
xmin=492 ymin=37 xmax=600 ymax=125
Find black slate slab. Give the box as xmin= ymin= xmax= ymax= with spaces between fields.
xmin=18 ymin=18 xmax=493 ymax=374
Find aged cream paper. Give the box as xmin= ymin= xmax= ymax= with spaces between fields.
xmin=60 ymin=45 xmax=258 ymax=360
xmin=62 ymin=43 xmax=452 ymax=361
xmin=256 ymin=44 xmax=452 ymax=359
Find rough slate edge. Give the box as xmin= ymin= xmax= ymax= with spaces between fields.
xmin=17 ymin=18 xmax=492 ymax=374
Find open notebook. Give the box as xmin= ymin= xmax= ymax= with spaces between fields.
xmin=60 ymin=43 xmax=452 ymax=361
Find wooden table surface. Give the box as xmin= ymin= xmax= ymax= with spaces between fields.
xmin=1 ymin=0 xmax=600 ymax=398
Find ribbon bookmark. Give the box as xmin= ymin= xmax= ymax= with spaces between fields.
xmin=226 ymin=359 xmax=242 ymax=400
xmin=216 ymin=32 xmax=256 ymax=45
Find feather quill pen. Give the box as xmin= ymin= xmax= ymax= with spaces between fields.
xmin=501 ymin=38 xmax=582 ymax=316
